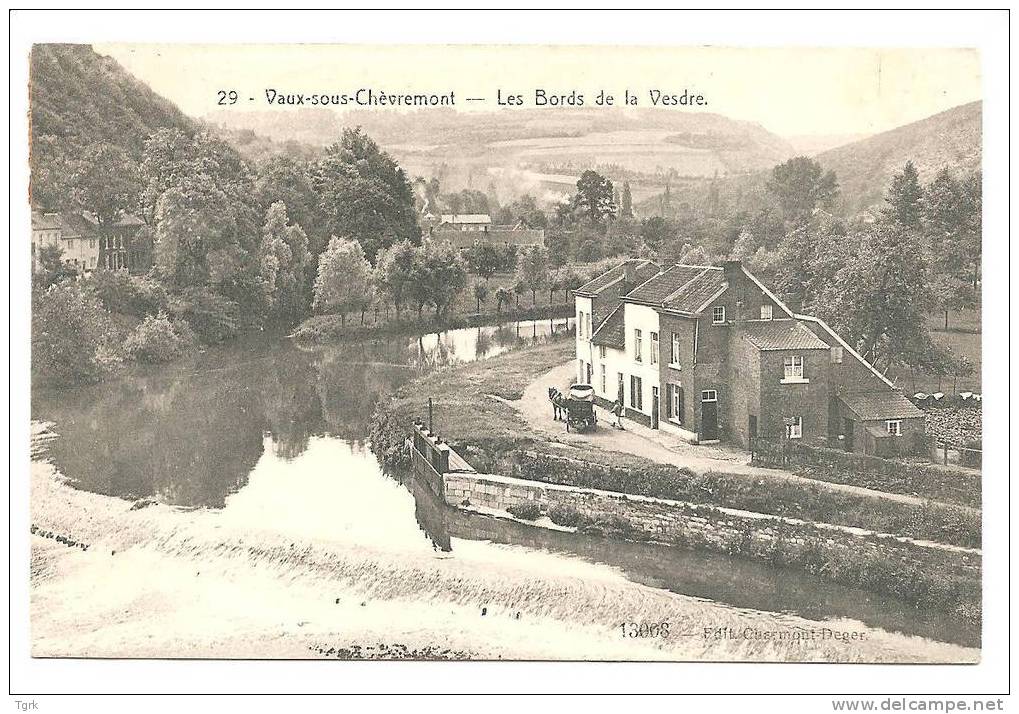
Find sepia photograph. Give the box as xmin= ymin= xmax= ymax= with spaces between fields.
xmin=9 ymin=8 xmax=1011 ymax=706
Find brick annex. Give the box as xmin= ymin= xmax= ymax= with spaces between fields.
xmin=573 ymin=259 xmax=924 ymax=457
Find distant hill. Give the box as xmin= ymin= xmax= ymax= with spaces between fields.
xmin=205 ymin=106 xmax=797 ymax=204
xmin=30 ymin=44 xmax=196 ymax=209
xmin=817 ymin=101 xmax=982 ymax=215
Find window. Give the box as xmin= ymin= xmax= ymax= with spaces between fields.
xmin=670 ymin=332 xmax=681 ymax=367
xmin=667 ymin=383 xmax=684 ymax=423
xmin=886 ymin=420 xmax=902 ymax=436
xmin=650 ymin=332 xmax=659 ymax=365
xmin=634 ymin=329 xmax=643 ymax=363
xmin=630 ymin=375 xmax=643 ymax=410
xmin=760 ymin=304 xmax=773 ymax=320
xmin=599 ymin=345 xmax=606 ymax=359
xmin=785 ymin=416 xmax=802 ymax=439
xmin=783 ymin=355 xmax=804 ymax=380
xmin=831 ymin=346 xmax=844 ymax=364
xmin=578 ymin=311 xmax=585 ymax=339
xmin=712 ymin=306 xmax=726 ymax=324
xmin=617 ymin=372 xmax=625 ymax=402
xmin=600 ymin=364 xmax=607 ymax=394
xmin=587 ymin=314 xmax=593 ymax=340
xmin=701 ymin=390 xmax=717 ymax=402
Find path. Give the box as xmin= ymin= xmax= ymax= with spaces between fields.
xmin=503 ymin=361 xmax=976 ymax=512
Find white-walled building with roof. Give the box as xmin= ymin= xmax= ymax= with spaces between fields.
xmin=574 ymin=259 xmax=925 ymax=456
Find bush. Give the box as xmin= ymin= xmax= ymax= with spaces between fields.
xmin=123 ymin=312 xmax=195 ymax=363
xmin=169 ymin=289 xmax=240 ymax=344
xmin=548 ymin=503 xmax=582 ymax=527
xmin=367 ymin=402 xmax=412 ymax=472
xmin=86 ymin=270 xmax=168 ymax=317
xmin=32 ymin=283 xmax=117 ymax=384
xmin=507 ymin=501 xmax=542 ymax=520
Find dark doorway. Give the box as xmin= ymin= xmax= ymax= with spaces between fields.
xmin=651 ymin=387 xmax=660 ymax=429
xmin=843 ymin=418 xmax=855 ymax=451
xmin=700 ymin=391 xmax=719 ymax=441
xmin=748 ymin=415 xmax=758 ymax=445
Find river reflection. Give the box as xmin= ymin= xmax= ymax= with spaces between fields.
xmin=31 ymin=315 xmax=977 ymax=648
xmin=31 ymin=317 xmax=574 ymax=507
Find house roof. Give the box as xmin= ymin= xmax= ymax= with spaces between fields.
xmin=625 ymin=264 xmax=707 ymax=304
xmin=739 ymin=319 xmax=831 ymax=351
xmin=838 ymin=391 xmax=924 ymax=421
xmin=31 ymin=211 xmax=63 ymax=230
xmin=591 ymin=305 xmax=626 ymax=350
xmin=440 ymin=213 xmax=491 ymax=224
xmin=661 ymin=267 xmax=726 ymax=313
xmin=574 ymin=259 xmax=659 ymax=297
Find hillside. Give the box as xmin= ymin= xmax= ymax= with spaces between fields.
xmin=29 ymin=44 xmax=196 ymax=209
xmin=205 ymin=106 xmax=797 ymax=204
xmin=817 ymin=101 xmax=982 ymax=215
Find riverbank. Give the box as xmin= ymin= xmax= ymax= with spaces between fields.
xmin=29 ymin=423 xmax=977 ymax=662
xmin=293 ymin=303 xmax=574 ymax=344
xmin=372 ymin=338 xmax=981 ymax=624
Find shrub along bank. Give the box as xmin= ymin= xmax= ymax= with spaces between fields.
xmin=513 ymin=451 xmax=981 ymax=550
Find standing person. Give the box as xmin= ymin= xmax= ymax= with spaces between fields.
xmin=611 ymin=398 xmax=624 ymax=430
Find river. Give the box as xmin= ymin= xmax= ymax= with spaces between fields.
xmin=30 ymin=317 xmax=978 ymax=651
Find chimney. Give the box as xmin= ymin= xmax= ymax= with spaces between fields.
xmin=722 ymin=260 xmax=745 ymax=326
xmin=623 ymin=260 xmax=636 ymax=287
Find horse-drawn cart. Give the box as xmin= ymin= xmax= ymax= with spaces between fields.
xmin=564 ymin=384 xmax=597 ymax=432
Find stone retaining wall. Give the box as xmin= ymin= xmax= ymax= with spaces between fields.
xmin=442 ymin=471 xmax=980 ymax=578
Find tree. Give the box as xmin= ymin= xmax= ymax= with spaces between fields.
xmin=640 ymin=216 xmax=673 ymax=254
xmin=67 ymin=143 xmax=140 ymax=229
xmin=34 ymin=245 xmax=78 ymax=288
xmin=32 ymin=282 xmax=115 ymax=384
xmin=152 ymin=178 xmax=239 ymax=290
xmin=516 ymin=245 xmax=551 ymax=306
xmin=766 ymin=156 xmax=839 ymax=224
xmin=512 ymin=279 xmax=527 ymax=309
xmin=882 ymin=160 xmax=923 ymax=230
xmin=258 ymin=202 xmax=312 ymax=326
xmin=314 ymin=128 xmax=420 ymax=262
xmin=409 ymin=241 xmax=468 ymax=319
xmin=573 ymin=170 xmax=616 ymax=222
xmin=374 ymin=241 xmax=418 ymax=318
xmin=313 ymin=236 xmax=372 ymax=326
xmin=495 ymin=286 xmax=513 ymax=313
xmin=472 ymin=280 xmax=490 ymax=313
xmin=933 ymin=274 xmax=978 ymax=331
xmin=803 ymin=222 xmax=935 ymax=370
xmin=464 ymin=241 xmax=501 ymax=281
xmin=255 ymin=156 xmax=328 ymax=257
xmin=923 ymin=168 xmax=982 ymax=288
xmin=620 ymin=181 xmax=634 ymax=219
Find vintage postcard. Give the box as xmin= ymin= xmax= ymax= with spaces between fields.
xmin=14 ymin=11 xmax=1006 ymax=702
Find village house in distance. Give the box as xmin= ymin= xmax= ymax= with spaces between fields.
xmin=421 ymin=212 xmax=545 ymax=251
xmin=574 ymin=259 xmax=925 ymax=456
xmin=31 ymin=210 xmax=151 ymax=275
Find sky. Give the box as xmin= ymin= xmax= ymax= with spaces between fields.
xmin=95 ymin=44 xmax=981 ymax=139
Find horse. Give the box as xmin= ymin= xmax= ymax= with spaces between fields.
xmin=548 ymin=387 xmax=566 ymax=421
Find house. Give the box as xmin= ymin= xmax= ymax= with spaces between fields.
xmin=437 ymin=214 xmax=493 ymax=233
xmin=575 ymin=259 xmax=925 ymax=456
xmin=432 ymin=214 xmax=545 ymax=252
xmin=32 ymin=211 xmax=99 ymax=273
xmin=31 ymin=211 xmax=151 ymax=275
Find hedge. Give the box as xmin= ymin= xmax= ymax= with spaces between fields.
xmin=515 ymin=451 xmax=981 ymax=549
xmin=753 ymin=441 xmax=981 ymax=508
